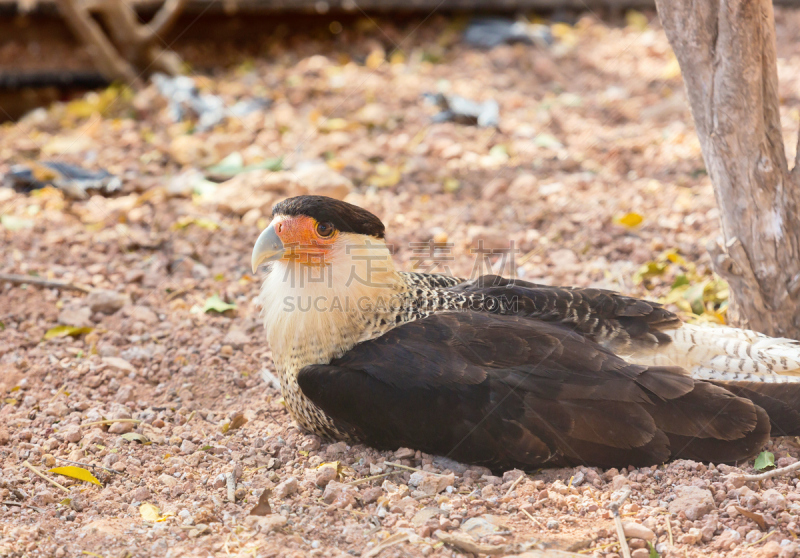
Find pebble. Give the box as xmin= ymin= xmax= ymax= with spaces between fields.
xmin=42 ymin=454 xmax=56 ymax=467
xmin=630 ymin=549 xmax=650 ymax=558
xmin=180 ymin=439 xmax=197 ymax=454
xmin=132 ymin=487 xmax=151 ymax=501
xmin=61 ymin=424 xmax=82 ymax=444
xmin=315 ymin=465 xmax=337 ymax=487
xmin=763 ymin=488 xmax=787 ymax=511
xmin=546 ymin=519 xmax=559 ymax=530
xmin=86 ymin=289 xmax=130 ymax=314
xmin=668 ymin=485 xmax=715 ymax=520
xmin=159 ymin=473 xmax=178 ymax=488
xmin=109 ymin=421 xmax=135 ymax=434
xmin=680 ymin=527 xmax=702 ymax=545
xmin=102 ymin=357 xmax=136 ymax=375
xmin=274 ymin=476 xmax=299 ymax=499
xmin=394 ymin=447 xmax=415 ymax=459
xmin=622 ymin=522 xmax=655 ymax=541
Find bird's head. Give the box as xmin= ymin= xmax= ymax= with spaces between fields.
xmin=251 ymin=195 xmax=386 ymax=273
xmin=252 ymin=196 xmax=405 ymax=359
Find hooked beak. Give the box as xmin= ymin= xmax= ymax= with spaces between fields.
xmin=251 ymin=224 xmax=285 ymax=273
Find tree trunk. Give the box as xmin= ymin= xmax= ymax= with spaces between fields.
xmin=655 ymin=0 xmax=800 ymax=338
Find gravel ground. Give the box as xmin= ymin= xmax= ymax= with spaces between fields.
xmin=4 ymin=10 xmax=800 ymax=558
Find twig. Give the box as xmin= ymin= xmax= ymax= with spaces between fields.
xmin=55 ymin=456 xmax=120 ymax=476
xmin=521 ymin=508 xmax=545 ymax=530
xmin=383 ymin=461 xmax=444 ymax=477
xmin=22 ymin=460 xmax=69 ymax=493
xmin=81 ymin=419 xmax=142 ymax=427
xmin=727 ymin=460 xmax=800 ymax=481
xmin=346 ymin=471 xmax=402 ymax=486
xmin=607 ymin=485 xmax=632 ymax=558
xmin=362 ymin=533 xmax=410 ymax=558
xmin=504 ymin=474 xmax=526 ymax=498
xmin=744 ymin=530 xmax=776 ymax=548
xmin=226 ymin=471 xmax=236 ymax=503
xmin=664 ymin=514 xmax=673 ymax=546
xmin=578 ymin=541 xmax=620 ymax=555
xmin=1 ymin=500 xmax=45 ymax=513
xmin=0 ymin=273 xmax=91 ymax=293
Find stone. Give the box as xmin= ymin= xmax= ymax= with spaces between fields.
xmin=679 ymin=528 xmax=702 ymax=545
xmin=466 ymin=226 xmax=509 ymax=251
xmin=315 ymin=465 xmax=338 ymax=487
xmin=622 ymin=522 xmax=655 ymax=541
xmin=33 ymin=489 xmax=55 ymax=507
xmin=108 ymin=421 xmax=135 ymax=434
xmin=322 ymin=481 xmax=356 ymax=507
xmin=295 ymin=163 xmax=353 ymax=200
xmin=131 ymin=487 xmax=150 ymax=502
xmin=86 ymin=290 xmax=130 ymax=314
xmin=62 ymin=424 xmax=82 ymax=444
xmin=763 ymin=489 xmax=787 ymax=511
xmin=102 ymin=357 xmax=136 ymax=375
xmin=668 ymin=485 xmax=715 ymax=520
xmin=631 ymin=549 xmax=650 ymax=558
xmin=223 ymin=328 xmax=250 ymax=349
xmin=274 ymin=477 xmax=298 ymax=499
xmin=159 ymin=473 xmax=178 ymax=488
xmin=170 ymin=135 xmax=217 ymax=167
xmin=394 ymin=447 xmax=415 ymax=459
xmin=756 ymin=541 xmax=783 ymax=558
xmin=58 ymin=302 xmax=92 ymax=328
xmin=546 ymin=519 xmax=559 ymax=530
xmin=361 ymin=486 xmax=382 ymax=504
xmin=180 ymin=439 xmax=197 ymax=454
xmin=128 ymin=305 xmax=158 ymax=324
xmin=253 ymin=515 xmax=287 ymax=533
xmin=419 ymin=473 xmax=454 ymax=496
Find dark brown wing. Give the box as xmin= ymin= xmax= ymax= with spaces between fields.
xmin=297 ymin=312 xmax=769 ymax=471
xmin=449 ymin=275 xmax=682 ymax=353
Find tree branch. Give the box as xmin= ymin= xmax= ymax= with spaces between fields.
xmin=145 ymin=0 xmax=189 ymax=42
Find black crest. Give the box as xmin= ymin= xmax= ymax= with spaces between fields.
xmin=272 ymin=195 xmax=386 ymax=239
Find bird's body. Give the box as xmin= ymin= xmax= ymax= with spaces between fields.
xmin=253 ymin=195 xmax=800 ymax=471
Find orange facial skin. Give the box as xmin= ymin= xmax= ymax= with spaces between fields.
xmin=273 ymin=215 xmax=339 ymax=266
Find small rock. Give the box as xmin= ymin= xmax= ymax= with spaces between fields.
xmin=322 ymin=481 xmax=356 ymax=507
xmin=394 ymin=447 xmax=415 ymax=459
xmin=0 ymin=428 xmax=9 ymax=445
xmin=502 ymin=469 xmax=524 ymax=484
xmin=419 ymin=473 xmax=454 ymax=496
xmin=546 ymin=519 xmax=559 ymax=530
xmin=112 ymin=461 xmax=126 ymax=473
xmin=315 ymin=465 xmax=337 ymax=487
xmin=159 ymin=473 xmax=178 ymax=488
xmin=361 ymin=486 xmax=382 ymax=504
xmin=42 ymin=454 xmax=56 ymax=467
xmin=62 ymin=425 xmax=83 ymax=444
xmin=763 ymin=489 xmax=787 ymax=511
xmin=622 ymin=522 xmax=655 ymax=541
xmin=756 ymin=541 xmax=783 ymax=558
xmin=108 ymin=421 xmax=135 ymax=434
xmin=45 ymin=401 xmax=70 ymax=417
xmin=102 ymin=357 xmax=136 ymax=375
xmin=668 ymin=485 xmax=715 ymax=520
xmin=131 ymin=487 xmax=150 ymax=502
xmin=128 ymin=305 xmax=159 ymax=324
xmin=33 ymin=489 xmax=55 ymax=507
xmin=274 ymin=477 xmax=298 ymax=499
xmin=115 ymin=385 xmax=135 ymax=403
xmin=507 ymin=173 xmax=537 ymax=199
xmin=255 ymin=515 xmax=287 ymax=533
xmin=58 ymin=302 xmax=92 ymax=328
xmin=180 ymin=439 xmax=197 ymax=454
xmin=86 ymin=289 xmax=130 ymax=314
xmin=631 ymin=549 xmax=651 ymax=558
xmin=223 ymin=328 xmax=250 ymax=349
xmin=680 ymin=527 xmax=702 ymax=545
xmin=295 ymin=163 xmax=353 ymax=200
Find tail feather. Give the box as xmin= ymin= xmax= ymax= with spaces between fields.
xmin=630 ymin=323 xmax=800 ymax=383
xmin=711 ymin=381 xmax=800 ymax=436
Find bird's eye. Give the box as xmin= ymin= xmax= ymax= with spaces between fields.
xmin=316 ymin=222 xmax=334 ymax=237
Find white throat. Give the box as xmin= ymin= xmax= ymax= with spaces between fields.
xmin=257 ymin=234 xmax=406 ymax=371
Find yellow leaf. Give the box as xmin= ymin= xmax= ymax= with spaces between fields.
xmin=625 ymin=10 xmax=650 ymax=31
xmin=49 ymin=466 xmax=101 ymax=486
xmin=662 ymin=57 xmax=681 ymax=80
xmin=4 ymin=398 xmax=18 ymax=405
xmin=614 ymin=212 xmax=643 ymax=228
xmin=139 ymin=502 xmax=162 ymax=522
xmin=44 ymin=326 xmax=94 ymax=340
xmin=367 ymin=164 xmax=402 ymax=188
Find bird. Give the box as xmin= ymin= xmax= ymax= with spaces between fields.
xmin=251 ymin=195 xmax=800 ymax=471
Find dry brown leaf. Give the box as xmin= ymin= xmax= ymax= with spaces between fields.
xmin=249 ymin=489 xmax=272 ymax=516
xmin=734 ymin=506 xmax=766 ymax=530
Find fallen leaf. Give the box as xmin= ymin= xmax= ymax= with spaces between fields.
xmin=44 ymin=326 xmax=94 ymax=340
xmin=249 ymin=489 xmax=272 ymax=516
xmin=615 ymin=212 xmax=644 ymax=228
xmin=1 ymin=215 xmax=35 ymax=231
xmin=367 ymin=164 xmax=402 ymax=188
xmin=49 ymin=466 xmax=101 ymax=486
xmin=201 ymin=294 xmax=236 ymax=314
xmin=734 ymin=505 xmax=766 ymax=530
xmin=121 ymin=432 xmax=150 ymax=444
xmin=755 ymin=451 xmax=775 ymax=471
xmin=221 ymin=411 xmax=247 ymax=434
xmin=140 ymin=502 xmax=162 ymax=522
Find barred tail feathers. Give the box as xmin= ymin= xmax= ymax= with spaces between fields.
xmin=629 ymin=323 xmax=800 ymax=383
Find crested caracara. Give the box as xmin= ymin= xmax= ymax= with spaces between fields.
xmin=252 ymin=195 xmax=800 ymax=471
